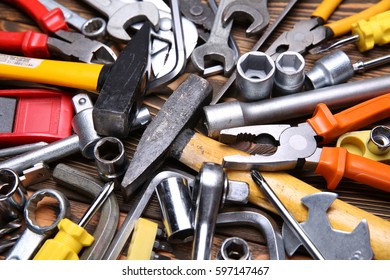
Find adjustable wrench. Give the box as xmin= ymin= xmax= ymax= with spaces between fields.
xmin=81 ymin=0 xmax=160 ymax=41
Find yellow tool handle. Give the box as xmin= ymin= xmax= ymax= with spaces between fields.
xmin=174 ymin=130 xmax=390 ymax=260
xmin=312 ymin=0 xmax=344 ymax=22
xmin=33 ymin=218 xmax=94 ymax=260
xmin=127 ymin=218 xmax=158 ymax=260
xmin=326 ymin=0 xmax=390 ymax=38
xmin=352 ymin=10 xmax=390 ymax=51
xmin=0 ymin=54 xmax=103 ymax=91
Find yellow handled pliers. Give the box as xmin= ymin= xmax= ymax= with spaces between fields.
xmin=265 ymin=0 xmax=390 ymax=60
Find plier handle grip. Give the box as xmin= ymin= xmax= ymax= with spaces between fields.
xmin=221 ymin=94 xmax=390 ymax=192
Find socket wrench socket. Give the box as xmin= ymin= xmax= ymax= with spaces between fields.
xmin=273 ymin=51 xmax=305 ymax=96
xmin=216 ymin=237 xmax=251 ymax=260
xmin=94 ymin=137 xmax=129 ymax=183
xmin=236 ymin=51 xmax=275 ymax=101
xmin=305 ymin=50 xmax=354 ymax=90
xmin=368 ymin=125 xmax=390 ymax=155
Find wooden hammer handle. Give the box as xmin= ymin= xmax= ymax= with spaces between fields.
xmin=171 ymin=129 xmax=390 ymax=260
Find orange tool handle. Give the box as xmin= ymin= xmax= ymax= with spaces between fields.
xmin=316 ymin=147 xmax=390 ymax=192
xmin=307 ymin=93 xmax=390 ymax=144
xmin=312 ymin=0 xmax=344 ymax=22
xmin=325 ymin=0 xmax=390 ymax=37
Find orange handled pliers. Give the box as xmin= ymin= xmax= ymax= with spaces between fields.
xmin=265 ymin=0 xmax=390 ymax=59
xmin=220 ymin=94 xmax=390 ymax=193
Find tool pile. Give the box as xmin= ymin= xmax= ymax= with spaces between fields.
xmin=0 ymin=0 xmax=390 ymax=261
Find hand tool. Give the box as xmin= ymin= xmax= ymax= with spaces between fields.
xmin=1 ymin=0 xmax=116 ymax=64
xmin=336 ymin=126 xmax=390 ymax=163
xmin=156 ymin=176 xmax=194 ymax=243
xmin=52 ymin=163 xmax=120 ymax=260
xmin=0 ymin=235 xmax=20 ymax=255
xmin=235 ymin=51 xmax=275 ymax=101
xmin=0 ymin=218 xmax=21 ymax=254
xmin=0 ymin=88 xmax=73 ymax=147
xmin=265 ymin=0 xmax=390 ymax=60
xmin=33 ymin=181 xmax=114 ymax=260
xmin=273 ymin=51 xmax=305 ymax=96
xmin=121 ymin=74 xmax=212 ymax=199
xmin=93 ymin=137 xmax=129 ymax=184
xmin=0 ymin=23 xmax=151 ymax=138
xmin=0 ymin=93 xmax=100 ymax=173
xmin=38 ymin=0 xmax=107 ymax=39
xmin=202 ymin=74 xmax=390 ymax=138
xmin=81 ymin=0 xmax=159 ymax=42
xmin=169 ymin=129 xmax=390 ymax=259
xmin=310 ymin=10 xmax=390 ymax=54
xmin=0 ymin=218 xmax=22 ymax=239
xmin=216 ymin=210 xmax=285 ymax=260
xmin=252 ymin=170 xmax=325 ymax=260
xmin=126 ymin=218 xmax=158 ymax=260
xmin=222 ymin=94 xmax=390 ymax=192
xmin=282 ymin=192 xmax=373 ymax=260
xmin=305 ymin=50 xmax=390 ymax=90
xmin=211 ymin=0 xmax=298 ymax=104
xmin=0 ymin=142 xmax=48 ymax=158
xmin=216 ymin=237 xmax=251 ymax=260
xmin=6 ymin=188 xmax=70 ymax=260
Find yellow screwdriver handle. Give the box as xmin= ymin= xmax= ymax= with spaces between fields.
xmin=352 ymin=10 xmax=390 ymax=51
xmin=127 ymin=218 xmax=158 ymax=260
xmin=312 ymin=0 xmax=344 ymax=22
xmin=0 ymin=54 xmax=103 ymax=91
xmin=326 ymin=0 xmax=390 ymax=38
xmin=33 ymin=218 xmax=94 ymax=260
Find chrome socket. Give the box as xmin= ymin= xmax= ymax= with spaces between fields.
xmin=216 ymin=237 xmax=251 ymax=260
xmin=368 ymin=125 xmax=390 ymax=155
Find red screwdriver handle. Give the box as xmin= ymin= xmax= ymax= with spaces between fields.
xmin=316 ymin=147 xmax=390 ymax=192
xmin=307 ymin=93 xmax=390 ymax=144
xmin=6 ymin=0 xmax=68 ymax=33
xmin=0 ymin=31 xmax=50 ymax=58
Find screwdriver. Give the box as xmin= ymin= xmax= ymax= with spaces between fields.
xmin=33 ymin=181 xmax=114 ymax=260
xmin=310 ymin=10 xmax=390 ymax=54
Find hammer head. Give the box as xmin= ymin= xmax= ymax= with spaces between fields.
xmin=121 ymin=74 xmax=212 ymax=200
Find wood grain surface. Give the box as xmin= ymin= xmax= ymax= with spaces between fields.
xmin=0 ymin=0 xmax=389 ymax=261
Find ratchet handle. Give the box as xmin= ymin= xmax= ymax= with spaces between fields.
xmin=307 ymin=93 xmax=390 ymax=144
xmin=0 ymin=31 xmax=49 ymax=58
xmin=6 ymin=0 xmax=68 ymax=33
xmin=316 ymin=147 xmax=390 ymax=192
xmin=325 ymin=0 xmax=390 ymax=38
xmin=311 ymin=0 xmax=343 ymax=22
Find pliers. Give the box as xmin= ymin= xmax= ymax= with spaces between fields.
xmin=265 ymin=0 xmax=390 ymax=60
xmin=0 ymin=0 xmax=116 ymax=64
xmin=220 ymin=93 xmax=390 ymax=193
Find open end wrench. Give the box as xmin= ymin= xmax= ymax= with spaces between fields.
xmin=81 ymin=0 xmax=160 ymax=41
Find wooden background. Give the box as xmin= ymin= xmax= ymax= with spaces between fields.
xmin=0 ymin=0 xmax=389 ymax=260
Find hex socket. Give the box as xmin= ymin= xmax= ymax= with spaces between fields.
xmin=236 ymin=51 xmax=275 ymax=101
xmin=216 ymin=237 xmax=251 ymax=260
xmin=368 ymin=126 xmax=390 ymax=155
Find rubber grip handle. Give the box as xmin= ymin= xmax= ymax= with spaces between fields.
xmin=307 ymin=93 xmax=390 ymax=144
xmin=311 ymin=0 xmax=343 ymax=22
xmin=325 ymin=0 xmax=390 ymax=37
xmin=7 ymin=0 xmax=68 ymax=33
xmin=0 ymin=31 xmax=49 ymax=58
xmin=316 ymin=147 xmax=390 ymax=192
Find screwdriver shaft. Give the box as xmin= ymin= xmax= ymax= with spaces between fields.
xmin=353 ymin=54 xmax=390 ymax=72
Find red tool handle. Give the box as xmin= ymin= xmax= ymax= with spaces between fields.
xmin=307 ymin=93 xmax=390 ymax=144
xmin=0 ymin=31 xmax=50 ymax=58
xmin=6 ymin=0 xmax=68 ymax=33
xmin=316 ymin=147 xmax=390 ymax=192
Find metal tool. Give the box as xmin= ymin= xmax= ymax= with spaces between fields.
xmin=216 ymin=210 xmax=285 ymax=260
xmin=235 ymin=51 xmax=275 ymax=101
xmin=81 ymin=0 xmax=159 ymax=41
xmin=265 ymin=0 xmax=390 ymax=59
xmin=6 ymin=188 xmax=70 ymax=260
xmin=252 ymin=170 xmax=325 ymax=260
xmin=282 ymin=192 xmax=373 ymax=260
xmin=0 ymin=142 xmax=48 ymax=158
xmin=38 ymin=0 xmax=106 ymax=39
xmin=369 ymin=126 xmax=390 ymax=155
xmin=305 ymin=50 xmax=390 ymax=90
xmin=202 ymin=74 xmax=390 ymax=138
xmin=211 ymin=0 xmax=298 ymax=103
xmin=222 ymin=94 xmax=390 ymax=192
xmin=310 ymin=10 xmax=390 ymax=54
xmin=52 ymin=163 xmax=120 ymax=260
xmin=273 ymin=51 xmax=305 ymax=96
xmin=1 ymin=0 xmax=116 ymax=64
xmin=121 ymin=74 xmax=212 ymax=199
xmin=0 ymin=218 xmax=22 ymax=254
xmin=216 ymin=237 xmax=251 ymax=260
